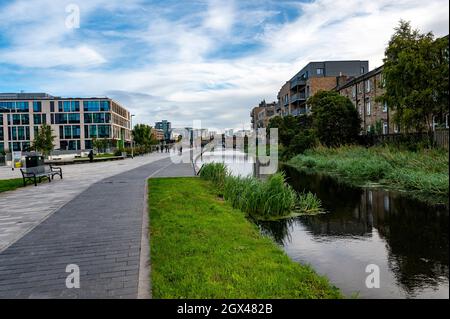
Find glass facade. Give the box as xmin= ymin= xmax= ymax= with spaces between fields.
xmin=0 ymin=101 xmax=29 ymax=112
xmin=84 ymin=112 xmax=110 ymax=124
xmin=58 ymin=101 xmax=80 ymax=112
xmin=8 ymin=126 xmax=30 ymax=140
xmin=1 ymin=96 xmax=130 ymax=152
xmin=83 ymin=101 xmax=110 ymax=112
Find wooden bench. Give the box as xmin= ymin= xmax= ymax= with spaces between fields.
xmin=20 ymin=165 xmax=63 ymax=187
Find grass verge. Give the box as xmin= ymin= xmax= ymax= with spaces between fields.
xmin=288 ymin=145 xmax=449 ymax=204
xmin=0 ymin=178 xmax=24 ymax=193
xmin=149 ymin=177 xmax=341 ymax=299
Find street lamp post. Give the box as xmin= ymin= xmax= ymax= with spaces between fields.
xmin=131 ymin=114 xmax=135 ymax=158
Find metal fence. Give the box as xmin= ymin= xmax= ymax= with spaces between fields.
xmin=434 ymin=129 xmax=449 ymax=150
xmin=358 ymin=130 xmax=449 ymax=149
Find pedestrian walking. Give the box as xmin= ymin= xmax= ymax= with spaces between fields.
xmin=88 ymin=150 xmax=94 ymax=163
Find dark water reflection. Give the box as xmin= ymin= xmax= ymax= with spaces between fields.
xmin=198 ymin=151 xmax=449 ymax=298
xmin=257 ymin=165 xmax=449 ymax=298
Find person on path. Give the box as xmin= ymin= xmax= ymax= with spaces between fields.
xmin=88 ymin=150 xmax=94 ymax=163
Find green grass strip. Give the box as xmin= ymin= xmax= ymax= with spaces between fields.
xmin=0 ymin=178 xmax=24 ymax=194
xmin=148 ymin=177 xmax=341 ymax=299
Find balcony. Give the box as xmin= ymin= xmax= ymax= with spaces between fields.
xmin=290 ymin=108 xmax=307 ymax=116
xmin=290 ymin=92 xmax=306 ymax=104
xmin=290 ymin=78 xmax=306 ymax=90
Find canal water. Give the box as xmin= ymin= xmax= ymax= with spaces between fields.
xmin=196 ymin=150 xmax=449 ymax=299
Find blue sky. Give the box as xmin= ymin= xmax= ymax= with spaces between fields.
xmin=0 ymin=0 xmax=448 ymax=130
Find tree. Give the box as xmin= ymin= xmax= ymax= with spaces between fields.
xmin=32 ymin=124 xmax=55 ymax=156
xmin=92 ymin=138 xmax=108 ymax=153
xmin=308 ymin=90 xmax=361 ymax=147
xmin=379 ymin=21 xmax=449 ymax=133
xmin=132 ymin=124 xmax=157 ymax=149
xmin=267 ymin=114 xmax=316 ymax=159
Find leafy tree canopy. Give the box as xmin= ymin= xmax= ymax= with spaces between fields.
xmin=32 ymin=124 xmax=55 ymax=156
xmin=309 ymin=90 xmax=361 ymax=147
xmin=380 ymin=20 xmax=449 ymax=132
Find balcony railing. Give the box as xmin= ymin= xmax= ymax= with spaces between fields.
xmin=290 ymin=108 xmax=307 ymax=116
xmin=290 ymin=92 xmax=306 ymax=104
xmin=290 ymin=78 xmax=306 ymax=89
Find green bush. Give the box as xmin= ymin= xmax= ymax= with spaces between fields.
xmin=200 ymin=163 xmax=322 ymax=218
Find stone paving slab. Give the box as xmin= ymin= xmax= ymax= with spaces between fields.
xmin=0 ymin=153 xmax=172 ymax=252
xmin=0 ymin=157 xmax=195 ymax=299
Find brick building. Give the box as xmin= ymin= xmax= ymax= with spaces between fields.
xmin=337 ymin=66 xmax=395 ymax=134
xmin=276 ymin=61 xmax=369 ymax=117
xmin=250 ymin=100 xmax=277 ymax=129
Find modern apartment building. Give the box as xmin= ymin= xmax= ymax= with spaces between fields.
xmin=337 ymin=66 xmax=394 ymax=134
xmin=0 ymin=93 xmax=132 ymax=153
xmin=278 ymin=60 xmax=369 ymax=116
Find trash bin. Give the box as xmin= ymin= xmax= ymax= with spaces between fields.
xmin=25 ymin=155 xmax=44 ymax=168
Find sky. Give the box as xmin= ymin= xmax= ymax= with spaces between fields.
xmin=0 ymin=0 xmax=448 ymax=131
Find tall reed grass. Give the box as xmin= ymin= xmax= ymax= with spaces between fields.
xmin=288 ymin=145 xmax=449 ymax=198
xmin=199 ymin=162 xmax=322 ymax=218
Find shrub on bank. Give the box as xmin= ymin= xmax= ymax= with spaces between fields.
xmin=199 ymin=163 xmax=321 ymax=218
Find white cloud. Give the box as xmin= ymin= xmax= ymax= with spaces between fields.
xmin=0 ymin=0 xmax=448 ymax=129
xmin=204 ymin=0 xmax=235 ymax=33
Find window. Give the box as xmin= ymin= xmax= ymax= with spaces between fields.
xmin=64 ymin=126 xmax=72 ymax=139
xmin=33 ymin=114 xmax=42 ymax=125
xmin=383 ymin=101 xmax=388 ymax=113
xmin=366 ymin=99 xmax=371 ymax=115
xmin=55 ymin=113 xmax=68 ymax=124
xmin=394 ymin=124 xmax=399 ymax=133
xmin=383 ymin=122 xmax=388 ymax=135
xmin=68 ymin=113 xmax=80 ymax=124
xmin=0 ymin=128 xmax=3 ymax=140
xmin=72 ymin=126 xmax=80 ymax=139
xmin=360 ymin=67 xmax=365 ymax=74
xmin=365 ymin=80 xmax=371 ymax=93
xmin=0 ymin=142 xmax=3 ymax=153
xmin=59 ymin=140 xmax=81 ymax=151
xmin=12 ymin=114 xmax=20 ymax=125
xmin=381 ymin=74 xmax=386 ymax=88
xmin=9 ymin=126 xmax=30 ymax=141
xmin=83 ymin=100 xmax=110 ymax=112
xmin=97 ymin=125 xmax=110 ymax=138
xmin=85 ymin=140 xmax=92 ymax=150
xmin=352 ymin=86 xmax=356 ymax=98
xmin=316 ymin=68 xmax=324 ymax=75
xmin=33 ymin=101 xmax=42 ymax=113
xmin=58 ymin=101 xmax=80 ymax=112
xmin=50 ymin=101 xmax=55 ymax=113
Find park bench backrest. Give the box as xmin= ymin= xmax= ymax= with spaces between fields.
xmin=24 ymin=165 xmax=46 ymax=175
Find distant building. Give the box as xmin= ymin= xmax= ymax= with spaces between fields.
xmin=250 ymin=100 xmax=277 ymax=129
xmin=151 ymin=128 xmax=165 ymax=141
xmin=0 ymin=92 xmax=131 ymax=153
xmin=155 ymin=120 xmax=172 ymax=141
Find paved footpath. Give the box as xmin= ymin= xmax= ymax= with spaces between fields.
xmin=0 ymin=154 xmax=195 ymax=298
